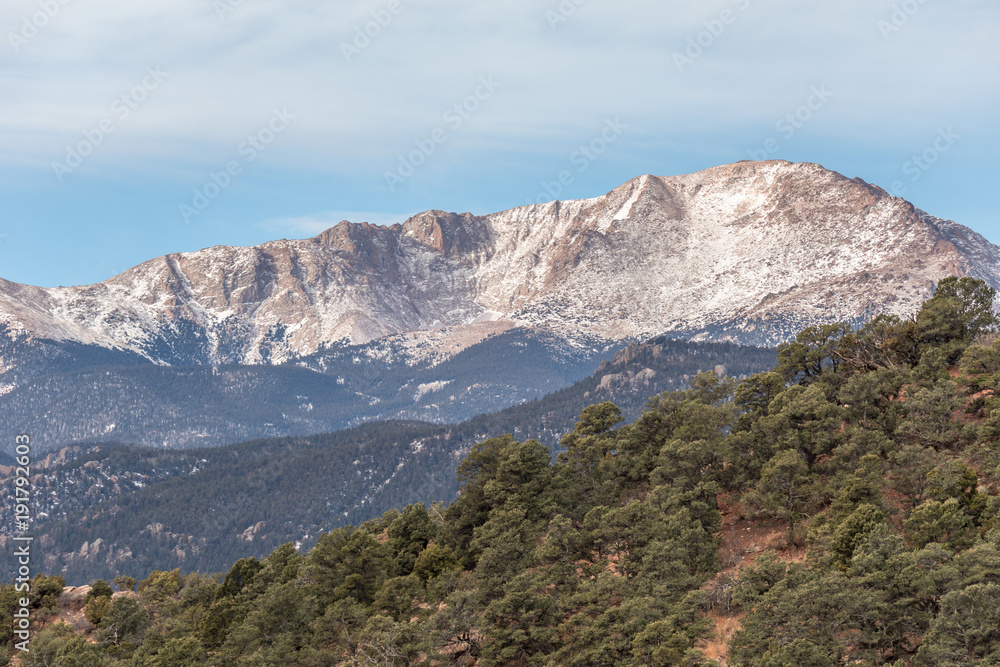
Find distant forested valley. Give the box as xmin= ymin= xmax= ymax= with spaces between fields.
xmin=3 ymin=278 xmax=1000 ymax=665
xmin=1 ymin=336 xmax=776 ymax=583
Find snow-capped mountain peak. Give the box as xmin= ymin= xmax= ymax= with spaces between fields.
xmin=1 ymin=160 xmax=997 ymax=367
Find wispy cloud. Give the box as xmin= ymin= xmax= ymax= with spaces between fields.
xmin=1 ymin=0 xmax=998 ymax=287
xmin=3 ymin=0 xmax=996 ymax=174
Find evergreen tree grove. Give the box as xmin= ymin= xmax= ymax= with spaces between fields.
xmin=4 ymin=279 xmax=1000 ymax=665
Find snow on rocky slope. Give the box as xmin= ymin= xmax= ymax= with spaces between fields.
xmin=1 ymin=160 xmax=997 ymax=367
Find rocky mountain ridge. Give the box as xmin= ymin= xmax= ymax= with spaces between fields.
xmin=1 ymin=160 xmax=997 ymax=450
xmin=2 ymin=160 xmax=996 ymax=371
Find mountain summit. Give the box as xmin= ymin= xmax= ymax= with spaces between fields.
xmin=4 ymin=160 xmax=1000 ymax=449
xmin=1 ymin=160 xmax=996 ymax=370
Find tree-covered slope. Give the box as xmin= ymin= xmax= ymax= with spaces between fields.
xmin=5 ymin=277 xmax=1000 ymax=666
xmin=0 ymin=338 xmax=775 ymax=584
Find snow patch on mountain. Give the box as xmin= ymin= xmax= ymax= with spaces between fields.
xmin=414 ymin=381 xmax=452 ymax=402
xmin=0 ymin=160 xmax=997 ymax=370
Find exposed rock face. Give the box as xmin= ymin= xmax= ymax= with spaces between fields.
xmin=0 ymin=160 xmax=997 ymax=368
xmin=598 ymin=368 xmax=658 ymax=392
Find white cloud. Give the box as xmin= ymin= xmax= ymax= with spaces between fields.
xmin=0 ymin=0 xmax=996 ymax=177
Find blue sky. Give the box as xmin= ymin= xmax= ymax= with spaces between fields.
xmin=1 ymin=0 xmax=997 ymax=287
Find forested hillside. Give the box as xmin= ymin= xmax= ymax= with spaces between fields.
xmin=5 ymin=277 xmax=1000 ymax=666
xmin=0 ymin=328 xmax=607 ymax=451
xmin=0 ymin=338 xmax=775 ymax=583
xmin=1 ymin=327 xmax=772 ymax=453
